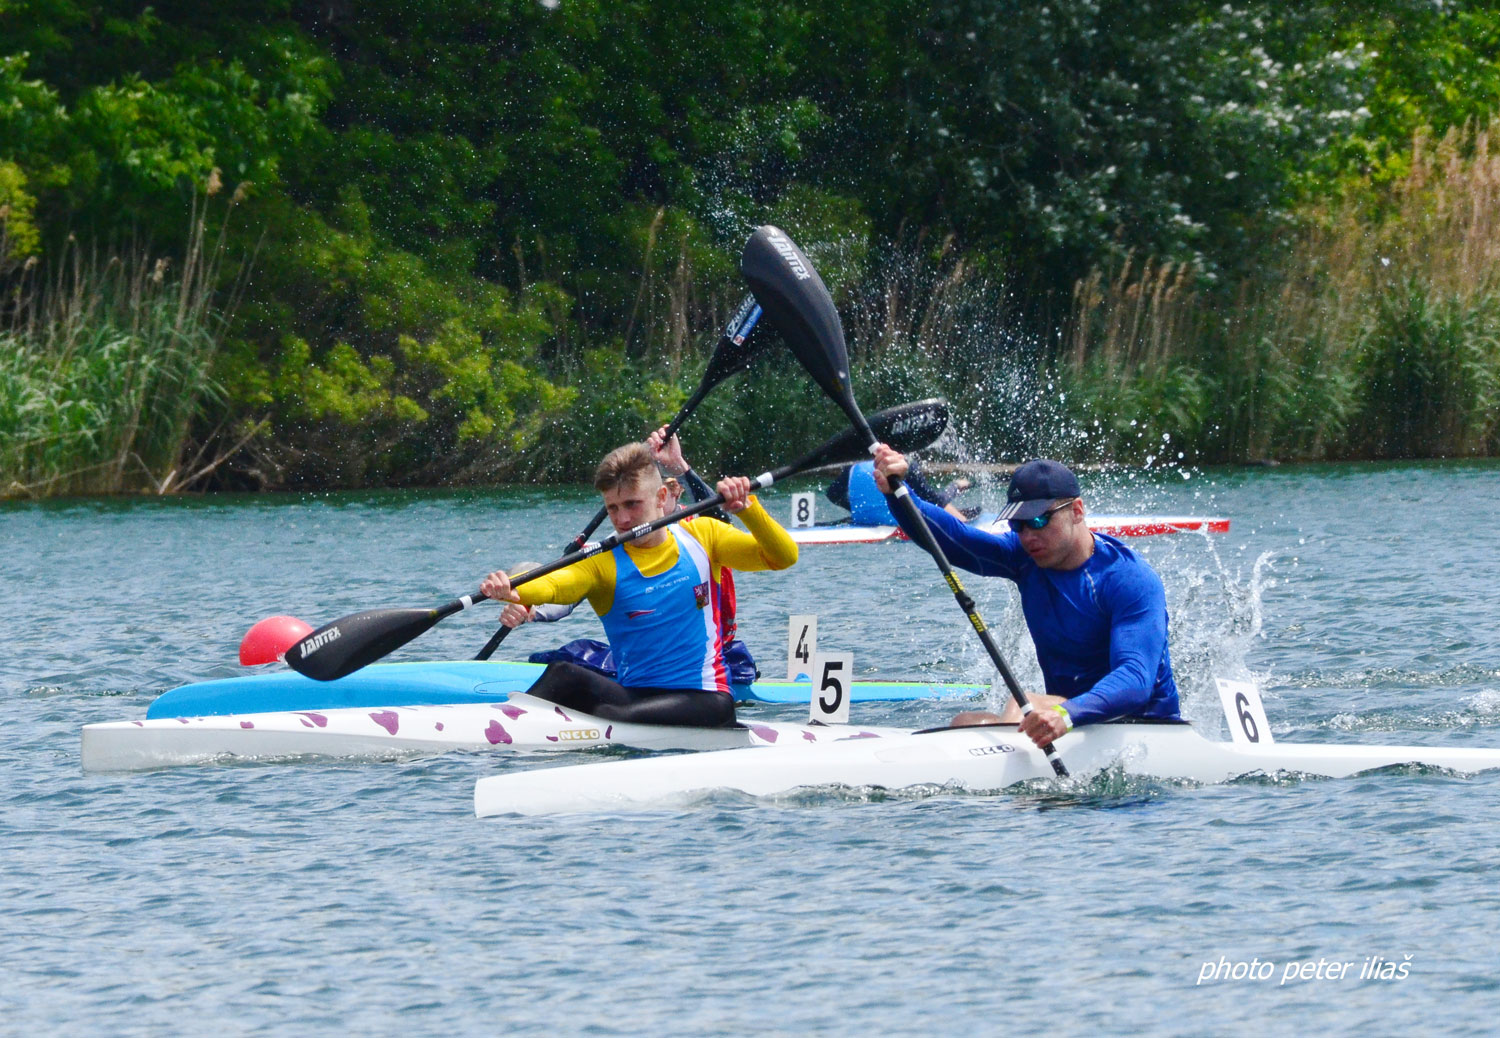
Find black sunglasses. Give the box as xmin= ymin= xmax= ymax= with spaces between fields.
xmin=1008 ymin=499 xmax=1075 ymax=533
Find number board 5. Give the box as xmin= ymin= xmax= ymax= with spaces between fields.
xmin=1215 ymin=677 xmax=1275 ymax=746
xmin=810 ymin=652 xmax=853 ymax=725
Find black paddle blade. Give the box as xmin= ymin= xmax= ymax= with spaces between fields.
xmin=872 ymin=397 xmax=950 ymax=455
xmin=285 ymin=608 xmax=442 ymax=681
xmin=700 ymin=294 xmax=767 ymax=386
xmin=740 ymin=227 xmax=857 ymax=414
xmin=783 ymin=398 xmax=949 ymax=474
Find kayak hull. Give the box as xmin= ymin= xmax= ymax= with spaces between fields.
xmin=81 ymin=693 xmax=903 ymax=772
xmin=472 ymin=722 xmax=1500 ymax=816
xmin=144 ymin=660 xmax=987 ymax=719
xmin=789 ymin=515 xmax=1230 ymax=546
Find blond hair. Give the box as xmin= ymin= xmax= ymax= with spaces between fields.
xmin=594 ymin=442 xmax=661 ymax=493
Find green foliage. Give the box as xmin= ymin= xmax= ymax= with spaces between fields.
xmin=223 ymin=193 xmax=576 ymax=487
xmin=1353 ymin=280 xmax=1500 ymax=457
xmin=5 ymin=0 xmax=1500 ymax=495
xmin=0 ymin=237 xmax=226 ymax=496
xmin=0 ymin=160 xmax=41 ymax=262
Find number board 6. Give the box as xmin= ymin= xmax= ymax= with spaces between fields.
xmin=1215 ymin=678 xmax=1275 ymax=746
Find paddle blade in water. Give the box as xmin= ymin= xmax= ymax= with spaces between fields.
xmin=285 ymin=608 xmax=442 ymax=681
xmin=740 ymin=226 xmax=855 ymax=410
xmin=239 ymin=615 xmax=314 ymax=665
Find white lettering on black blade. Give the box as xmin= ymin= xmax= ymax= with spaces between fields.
xmin=300 ymin=626 xmax=342 ymax=657
xmin=631 ymin=524 xmax=650 ymax=538
xmin=582 ymin=541 xmax=601 ymax=555
xmin=766 ymin=228 xmax=810 ymax=280
xmin=887 ymin=414 xmax=936 ymax=437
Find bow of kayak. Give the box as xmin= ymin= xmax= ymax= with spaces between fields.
xmin=472 ymin=722 xmax=1500 ymax=817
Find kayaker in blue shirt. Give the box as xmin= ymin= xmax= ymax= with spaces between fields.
xmin=872 ymin=448 xmax=1182 ymax=748
xmin=827 ymin=458 xmax=971 ymax=525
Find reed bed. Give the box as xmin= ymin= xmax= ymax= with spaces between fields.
xmin=1 ymin=191 xmax=244 ymax=498
xmin=1062 ymin=123 xmax=1500 ymax=463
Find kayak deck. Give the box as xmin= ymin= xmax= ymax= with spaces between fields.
xmin=472 ymin=722 xmax=1500 ymax=816
xmin=144 ymin=659 xmax=988 ymax=719
xmin=82 ymin=693 xmax=904 ymax=772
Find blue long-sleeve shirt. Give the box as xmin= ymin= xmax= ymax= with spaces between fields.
xmin=897 ymin=495 xmax=1181 ymax=726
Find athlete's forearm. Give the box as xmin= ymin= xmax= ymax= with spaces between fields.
xmin=516 ymin=561 xmax=599 ymax=609
xmin=716 ymin=497 xmax=799 ymax=570
xmin=1064 ymin=590 xmax=1168 ymax=725
xmin=895 ymin=495 xmax=1018 ymax=578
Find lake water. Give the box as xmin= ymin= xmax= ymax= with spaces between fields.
xmin=5 ymin=461 xmax=1500 ymax=1036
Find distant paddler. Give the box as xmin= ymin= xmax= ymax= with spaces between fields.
xmin=480 ymin=441 xmax=798 ymax=727
xmin=827 ymin=457 xmax=972 ymax=525
xmin=872 ymin=448 xmax=1182 ymax=747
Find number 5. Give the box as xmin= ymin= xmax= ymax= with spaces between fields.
xmin=810 ymin=651 xmax=852 ymax=724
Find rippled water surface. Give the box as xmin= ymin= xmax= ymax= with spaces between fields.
xmin=5 ymin=462 xmax=1500 ymax=1036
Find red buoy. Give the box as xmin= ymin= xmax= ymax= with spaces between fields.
xmin=239 ymin=615 xmax=314 ymax=665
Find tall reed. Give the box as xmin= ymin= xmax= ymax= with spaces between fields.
xmin=1061 ymin=122 xmax=1500 ymax=462
xmin=1 ymin=186 xmax=245 ymax=497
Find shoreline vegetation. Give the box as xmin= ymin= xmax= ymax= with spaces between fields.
xmin=4 ymin=3 xmax=1499 ymax=499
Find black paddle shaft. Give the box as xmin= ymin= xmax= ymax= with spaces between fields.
xmin=740 ymin=224 xmax=1068 ymax=778
xmin=563 ymin=295 xmax=765 ymax=555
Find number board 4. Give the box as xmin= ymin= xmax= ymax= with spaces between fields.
xmin=1215 ymin=677 xmax=1275 ymax=746
xmin=790 ymin=492 xmax=816 ymax=528
xmin=786 ymin=614 xmax=817 ymax=681
xmin=810 ymin=651 xmax=853 ymax=725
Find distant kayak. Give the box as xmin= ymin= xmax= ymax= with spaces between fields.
xmin=789 ymin=514 xmax=1231 ymax=546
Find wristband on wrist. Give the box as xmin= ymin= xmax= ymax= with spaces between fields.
xmin=1052 ymin=703 xmax=1074 ymax=731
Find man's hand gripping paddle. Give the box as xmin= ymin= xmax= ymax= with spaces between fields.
xmin=285 ymin=398 xmax=951 ymax=682
xmin=740 ymin=224 xmax=1069 ymax=778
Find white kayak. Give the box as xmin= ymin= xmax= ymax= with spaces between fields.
xmin=473 ymin=721 xmax=1500 ymax=816
xmin=80 ymin=693 xmax=901 ymax=772
xmin=790 ymin=515 xmax=1231 ymax=546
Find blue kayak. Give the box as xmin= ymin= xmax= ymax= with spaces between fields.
xmin=146 ymin=660 xmax=988 ymax=719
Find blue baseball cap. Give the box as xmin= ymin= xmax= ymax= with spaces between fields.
xmin=996 ymin=459 xmax=1081 ymax=521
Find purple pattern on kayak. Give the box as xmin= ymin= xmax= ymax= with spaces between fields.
xmin=500 ymin=705 xmax=526 ymax=720
xmin=553 ymin=706 xmax=573 ymax=722
xmin=240 ymin=721 xmax=254 ymax=729
xmin=484 ymin=720 xmax=512 ymax=745
xmin=132 ymin=721 xmax=143 ymax=727
xmin=435 ymin=722 xmax=444 ymax=731
xmin=802 ymin=730 xmax=817 ymax=742
xmin=177 ymin=718 xmax=190 ymax=724
xmin=605 ymin=725 xmax=613 ymax=739
xmin=749 ymin=725 xmax=779 ymax=743
xmin=369 ymin=710 xmax=400 ymax=735
xmin=297 ymin=712 xmax=328 ymax=729
xmin=850 ymin=731 xmax=882 ymax=739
